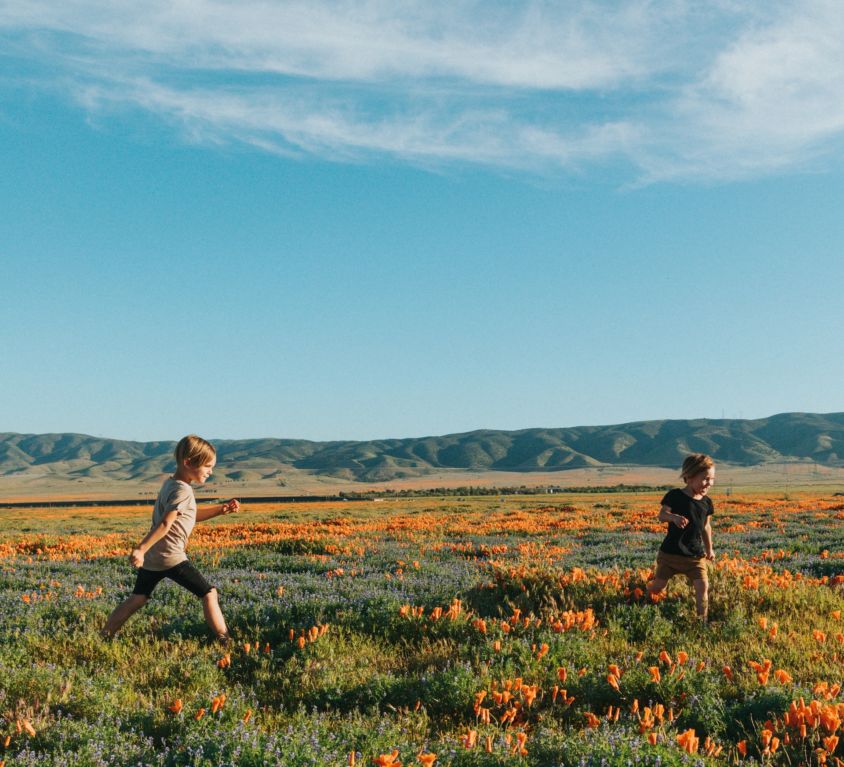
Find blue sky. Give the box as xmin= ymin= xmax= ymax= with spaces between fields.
xmin=1 ymin=1 xmax=843 ymax=442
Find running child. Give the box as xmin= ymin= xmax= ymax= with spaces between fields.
xmin=646 ymin=453 xmax=715 ymax=622
xmin=102 ymin=435 xmax=239 ymax=642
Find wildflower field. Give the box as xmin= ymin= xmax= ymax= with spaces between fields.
xmin=1 ymin=491 xmax=844 ymax=767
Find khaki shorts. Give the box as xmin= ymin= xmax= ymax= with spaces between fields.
xmin=654 ymin=551 xmax=708 ymax=585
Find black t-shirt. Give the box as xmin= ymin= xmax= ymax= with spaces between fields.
xmin=659 ymin=488 xmax=713 ymax=558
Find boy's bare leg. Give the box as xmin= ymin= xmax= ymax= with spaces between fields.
xmin=102 ymin=594 xmax=148 ymax=637
xmin=693 ymin=579 xmax=708 ymax=621
xmin=202 ymin=589 xmax=229 ymax=639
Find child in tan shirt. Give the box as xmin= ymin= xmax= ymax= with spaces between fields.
xmin=102 ymin=435 xmax=239 ymax=642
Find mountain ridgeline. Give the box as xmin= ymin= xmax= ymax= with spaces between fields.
xmin=1 ymin=413 xmax=843 ymax=484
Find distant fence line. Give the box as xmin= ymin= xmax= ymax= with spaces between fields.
xmin=0 ymin=484 xmax=676 ymax=509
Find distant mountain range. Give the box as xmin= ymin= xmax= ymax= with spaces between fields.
xmin=1 ymin=412 xmax=843 ymax=485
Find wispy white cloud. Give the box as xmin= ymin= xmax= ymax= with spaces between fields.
xmin=0 ymin=1 xmax=677 ymax=88
xmin=72 ymin=76 xmax=643 ymax=175
xmin=2 ymin=0 xmax=844 ymax=181
xmin=637 ymin=0 xmax=844 ymax=180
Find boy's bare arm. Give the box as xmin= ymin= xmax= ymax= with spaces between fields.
xmin=196 ymin=499 xmax=240 ymax=523
xmin=130 ymin=509 xmax=179 ymax=567
xmin=702 ymin=519 xmax=715 ymax=559
xmin=658 ymin=504 xmax=688 ymax=528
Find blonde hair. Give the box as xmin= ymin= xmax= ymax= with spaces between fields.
xmin=681 ymin=453 xmax=714 ymax=481
xmin=174 ymin=435 xmax=216 ymax=468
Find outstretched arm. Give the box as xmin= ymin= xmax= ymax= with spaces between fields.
xmin=196 ymin=499 xmax=240 ymax=523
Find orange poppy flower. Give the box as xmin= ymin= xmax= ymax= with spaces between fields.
xmin=372 ymin=750 xmax=401 ymax=766
xmin=677 ymin=728 xmax=699 ymax=754
xmin=820 ymin=709 xmax=841 ymax=733
xmin=774 ymin=669 xmax=793 ymax=684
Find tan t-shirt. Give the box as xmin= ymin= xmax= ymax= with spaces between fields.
xmin=143 ymin=478 xmax=197 ymax=570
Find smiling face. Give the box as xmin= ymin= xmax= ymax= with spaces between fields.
xmin=173 ymin=435 xmax=216 ymax=484
xmin=179 ymin=456 xmax=216 ymax=484
xmin=685 ymin=467 xmax=715 ymax=498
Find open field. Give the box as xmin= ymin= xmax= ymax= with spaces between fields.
xmin=2 ymin=491 xmax=844 ymax=766
xmin=3 ymin=461 xmax=844 ymax=502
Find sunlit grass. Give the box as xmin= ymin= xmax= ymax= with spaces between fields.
xmin=1 ymin=492 xmax=843 ymax=765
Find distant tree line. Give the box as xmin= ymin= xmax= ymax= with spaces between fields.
xmin=340 ymin=483 xmax=674 ymax=499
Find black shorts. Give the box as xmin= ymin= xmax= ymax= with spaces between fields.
xmin=132 ymin=561 xmax=214 ymax=598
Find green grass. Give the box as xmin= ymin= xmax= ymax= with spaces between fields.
xmin=0 ymin=493 xmax=842 ymax=765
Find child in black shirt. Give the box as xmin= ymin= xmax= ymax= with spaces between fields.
xmin=646 ymin=454 xmax=715 ymax=621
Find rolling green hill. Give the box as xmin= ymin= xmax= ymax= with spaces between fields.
xmin=1 ymin=412 xmax=843 ymax=484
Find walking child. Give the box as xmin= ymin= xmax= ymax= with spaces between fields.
xmin=646 ymin=453 xmax=716 ymax=621
xmin=102 ymin=435 xmax=239 ymax=642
